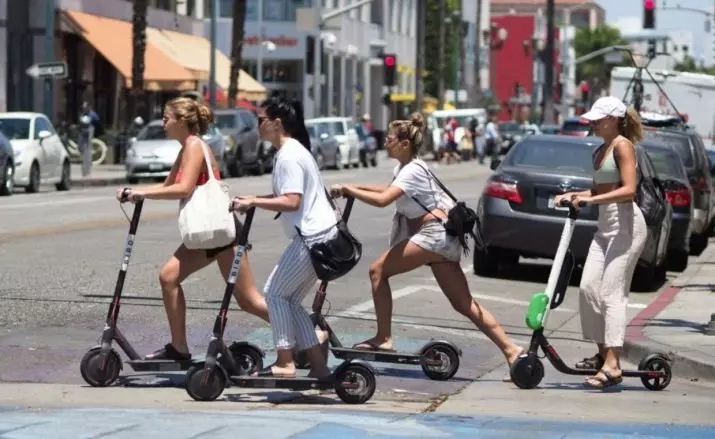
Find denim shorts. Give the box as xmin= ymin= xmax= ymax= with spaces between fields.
xmin=409 ymin=220 xmax=461 ymax=262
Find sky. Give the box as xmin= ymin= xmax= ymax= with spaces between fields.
xmin=597 ymin=0 xmax=714 ymax=63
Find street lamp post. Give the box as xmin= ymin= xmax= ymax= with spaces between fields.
xmin=444 ymin=11 xmax=463 ymax=108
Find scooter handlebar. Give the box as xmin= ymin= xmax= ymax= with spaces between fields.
xmin=119 ymin=187 xmax=132 ymax=203
xmin=558 ymin=199 xmax=588 ymax=208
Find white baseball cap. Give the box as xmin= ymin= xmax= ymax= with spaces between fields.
xmin=580 ymin=96 xmax=627 ymax=121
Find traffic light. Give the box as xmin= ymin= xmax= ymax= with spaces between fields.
xmin=383 ymin=53 xmax=397 ymax=87
xmin=643 ymin=0 xmax=655 ymax=29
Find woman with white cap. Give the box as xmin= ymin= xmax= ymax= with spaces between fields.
xmin=553 ymin=96 xmax=647 ymax=389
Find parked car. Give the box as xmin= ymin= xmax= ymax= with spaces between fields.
xmin=476 ymin=135 xmax=671 ymax=291
xmin=642 ymin=142 xmax=694 ymax=272
xmin=498 ymin=122 xmax=528 ymax=154
xmin=214 ymin=108 xmax=271 ymax=177
xmin=124 ymin=119 xmax=226 ymax=183
xmin=559 ymin=116 xmax=591 ymax=137
xmin=642 ymin=127 xmax=714 ymax=254
xmin=0 ymin=131 xmax=14 ymax=195
xmin=307 ymin=124 xmax=341 ymax=170
xmin=539 ymin=124 xmax=561 ymax=135
xmin=0 ymin=112 xmax=71 ymax=193
xmin=305 ymin=117 xmax=360 ymax=168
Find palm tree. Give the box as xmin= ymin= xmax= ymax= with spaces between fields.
xmin=228 ymin=0 xmax=247 ymax=108
xmin=131 ymin=0 xmax=148 ymax=119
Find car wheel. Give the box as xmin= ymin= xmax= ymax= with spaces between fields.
xmin=632 ymin=263 xmax=664 ymax=292
xmin=370 ymin=155 xmax=378 ymax=167
xmin=689 ymin=233 xmax=708 ymax=256
xmin=473 ymin=246 xmax=499 ymax=277
xmin=315 ymin=151 xmax=326 ymax=170
xmin=55 ymin=159 xmax=71 ymax=191
xmin=333 ymin=151 xmax=342 ymax=170
xmin=25 ymin=161 xmax=40 ymax=193
xmin=127 ymin=177 xmax=139 ymax=184
xmin=666 ymin=249 xmax=688 ymax=272
xmin=0 ymin=161 xmax=14 ymax=196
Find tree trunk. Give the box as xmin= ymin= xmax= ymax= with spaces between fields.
xmin=228 ymin=0 xmax=247 ymax=108
xmin=131 ymin=0 xmax=148 ymax=123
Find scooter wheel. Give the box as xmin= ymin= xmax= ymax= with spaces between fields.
xmin=185 ymin=364 xmax=226 ymax=402
xmin=638 ymin=354 xmax=672 ymax=391
xmin=421 ymin=343 xmax=460 ymax=381
xmin=228 ymin=342 xmax=263 ymax=375
xmin=335 ymin=363 xmax=376 ymax=404
xmin=80 ymin=347 xmax=122 ymax=387
xmin=510 ymin=356 xmax=544 ymax=389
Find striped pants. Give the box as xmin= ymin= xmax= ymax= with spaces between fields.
xmin=264 ymin=227 xmax=335 ymax=351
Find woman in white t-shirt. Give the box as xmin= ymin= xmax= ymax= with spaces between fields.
xmin=231 ymin=99 xmax=333 ymax=380
xmin=331 ymin=113 xmax=523 ymax=374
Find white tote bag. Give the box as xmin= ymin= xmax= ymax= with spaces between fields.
xmin=178 ymin=143 xmax=236 ymax=249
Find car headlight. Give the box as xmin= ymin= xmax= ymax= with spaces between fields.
xmin=126 ymin=148 xmax=136 ymax=158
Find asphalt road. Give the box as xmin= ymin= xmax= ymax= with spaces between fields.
xmin=0 ymin=157 xmax=668 ymax=403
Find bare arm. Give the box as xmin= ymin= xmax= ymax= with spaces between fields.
xmin=343 ymin=184 xmax=404 ymax=208
xmin=251 ymin=193 xmax=300 ymax=212
xmin=352 ymin=184 xmax=390 ymax=193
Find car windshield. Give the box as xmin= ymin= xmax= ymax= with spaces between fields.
xmin=214 ymin=114 xmax=238 ymax=130
xmin=330 ymin=122 xmax=345 ymax=135
xmin=137 ymin=124 xmax=167 ymax=140
xmin=561 ymin=120 xmax=590 ymax=134
xmin=0 ymin=118 xmax=31 ymax=140
xmin=642 ymin=131 xmax=693 ymax=167
xmin=643 ymin=146 xmax=686 ymax=179
xmin=499 ymin=122 xmax=523 ymax=134
xmin=433 ymin=115 xmax=479 ymax=128
xmin=307 ymin=125 xmax=317 ymax=138
xmin=506 ymin=140 xmax=594 ymax=174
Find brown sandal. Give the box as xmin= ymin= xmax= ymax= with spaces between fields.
xmin=575 ymin=353 xmax=604 ymax=370
xmin=585 ymin=369 xmax=623 ymax=389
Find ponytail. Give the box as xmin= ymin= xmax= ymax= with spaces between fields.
xmin=289 ymin=99 xmax=311 ymax=152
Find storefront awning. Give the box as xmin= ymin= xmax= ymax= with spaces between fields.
xmin=148 ymin=28 xmax=267 ymax=102
xmin=62 ymin=10 xmax=197 ymax=91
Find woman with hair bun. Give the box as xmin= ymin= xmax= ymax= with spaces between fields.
xmin=118 ymin=97 xmax=270 ymax=361
xmin=330 ymin=112 xmax=523 ymax=376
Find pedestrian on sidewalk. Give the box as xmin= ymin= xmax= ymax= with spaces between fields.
xmin=116 ymin=97 xmax=271 ymax=361
xmin=330 ymin=112 xmax=523 ymax=374
xmin=553 ymin=96 xmax=647 ymax=389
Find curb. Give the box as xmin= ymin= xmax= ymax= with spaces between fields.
xmin=623 ymin=286 xmax=715 ymax=383
xmin=70 ymin=176 xmax=127 ymax=188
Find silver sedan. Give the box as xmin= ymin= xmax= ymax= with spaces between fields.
xmin=125 ymin=120 xmax=227 ymax=183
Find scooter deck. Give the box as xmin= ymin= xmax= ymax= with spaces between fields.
xmin=229 ymin=375 xmax=337 ymax=391
xmin=330 ymin=347 xmax=422 ymax=365
xmin=126 ymin=355 xmax=206 ymax=372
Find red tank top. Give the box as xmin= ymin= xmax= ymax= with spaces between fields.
xmin=175 ymin=166 xmax=220 ymax=185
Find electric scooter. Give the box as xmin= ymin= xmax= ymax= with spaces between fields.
xmin=79 ymin=189 xmax=265 ymax=387
xmin=294 ymin=214 xmax=462 ymax=382
xmin=509 ymin=198 xmax=673 ymax=390
xmin=184 ymin=199 xmax=377 ymax=404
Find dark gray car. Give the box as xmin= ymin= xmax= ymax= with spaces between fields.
xmin=0 ymin=131 xmax=14 ymax=196
xmin=475 ymin=135 xmax=672 ymax=291
xmin=214 ymin=108 xmax=270 ymax=177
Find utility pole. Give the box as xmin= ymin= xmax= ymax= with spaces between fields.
xmin=542 ymin=0 xmax=556 ymax=124
xmin=437 ymin=0 xmax=446 ymax=110
xmin=474 ymin=0 xmax=483 ymax=106
xmin=415 ymin=0 xmax=426 ymax=113
xmin=44 ymin=0 xmax=55 ymax=118
xmin=209 ymin=0 xmax=217 ymax=108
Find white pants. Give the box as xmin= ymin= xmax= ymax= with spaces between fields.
xmin=264 ymin=227 xmax=335 ymax=351
xmin=579 ymin=202 xmax=647 ymax=348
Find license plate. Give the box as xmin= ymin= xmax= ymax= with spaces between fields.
xmin=148 ymin=163 xmax=163 ymax=171
xmin=548 ymin=196 xmax=569 ymax=211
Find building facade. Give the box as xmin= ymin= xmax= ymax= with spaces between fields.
xmin=491 ymin=0 xmax=605 ymax=30
xmin=201 ymin=0 xmax=420 ymax=129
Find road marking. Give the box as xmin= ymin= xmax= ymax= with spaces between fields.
xmin=0 ymin=195 xmax=108 ymax=211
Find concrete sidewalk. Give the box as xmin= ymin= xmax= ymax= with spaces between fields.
xmin=70 ymin=163 xmax=127 ymax=188
xmin=623 ymin=243 xmax=715 ymax=383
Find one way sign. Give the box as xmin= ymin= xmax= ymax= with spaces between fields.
xmin=26 ymin=62 xmax=68 ymax=79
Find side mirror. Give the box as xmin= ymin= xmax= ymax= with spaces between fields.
xmin=490 ymin=159 xmax=501 ymax=171
xmin=320 ymin=133 xmax=329 ymax=140
xmin=129 ymin=137 xmax=137 ymax=144
xmin=38 ymin=130 xmax=52 ymax=141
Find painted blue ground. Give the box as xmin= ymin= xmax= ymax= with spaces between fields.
xmin=0 ymin=408 xmax=712 ymax=438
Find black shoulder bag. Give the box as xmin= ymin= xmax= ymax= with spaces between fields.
xmin=613 ymin=148 xmax=668 ymax=227
xmin=409 ymin=163 xmax=485 ymax=254
xmin=294 ymin=189 xmax=362 ymax=282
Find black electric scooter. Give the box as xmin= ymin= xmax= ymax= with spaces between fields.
xmin=184 ymin=199 xmax=377 ymax=404
xmin=509 ymin=198 xmax=673 ymax=390
xmin=79 ymin=189 xmax=265 ymax=387
xmin=293 ymin=212 xmax=462 ymax=382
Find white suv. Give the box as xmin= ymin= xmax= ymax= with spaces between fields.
xmin=305 ymin=117 xmax=359 ymax=169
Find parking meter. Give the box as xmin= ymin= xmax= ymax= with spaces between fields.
xmin=78 ymin=114 xmax=94 ymax=176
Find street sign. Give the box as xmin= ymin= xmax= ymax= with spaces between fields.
xmin=26 ymin=62 xmax=68 ymax=80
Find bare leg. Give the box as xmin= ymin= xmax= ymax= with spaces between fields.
xmin=157 ymin=245 xmax=214 ymax=354
xmin=431 ymin=262 xmax=522 ymax=364
xmin=354 ymin=240 xmax=444 ymax=351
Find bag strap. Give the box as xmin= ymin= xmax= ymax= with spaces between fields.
xmin=196 ymin=136 xmax=216 ymax=183
xmin=293 ymin=188 xmax=344 ymax=237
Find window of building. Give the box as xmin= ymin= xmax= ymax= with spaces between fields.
xmin=370 ymin=1 xmax=382 ymax=26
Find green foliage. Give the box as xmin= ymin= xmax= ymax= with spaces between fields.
xmin=674 ymin=55 xmax=715 ymax=75
xmin=573 ymin=25 xmax=626 ymax=87
xmin=424 ymin=0 xmax=459 ymax=99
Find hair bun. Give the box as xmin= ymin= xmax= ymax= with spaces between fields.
xmin=409 ymin=112 xmax=425 ymax=129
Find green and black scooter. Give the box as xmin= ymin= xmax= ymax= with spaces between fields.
xmin=509 ymin=198 xmax=673 ymax=391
